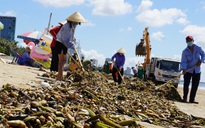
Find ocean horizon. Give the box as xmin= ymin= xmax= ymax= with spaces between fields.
xmin=179 ymin=80 xmax=205 ymax=90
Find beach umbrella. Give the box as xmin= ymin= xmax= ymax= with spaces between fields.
xmin=0 ymin=22 xmax=4 ymax=30
xmin=17 ymin=30 xmax=42 ymax=43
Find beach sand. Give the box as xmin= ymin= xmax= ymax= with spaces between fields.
xmin=0 ymin=55 xmax=54 ymax=88
xmin=175 ymin=86 xmax=205 ymax=118
xmin=1 ymin=55 xmax=205 ymax=127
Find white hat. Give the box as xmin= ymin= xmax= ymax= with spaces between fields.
xmin=138 ymin=64 xmax=143 ymax=67
xmin=117 ymin=48 xmax=126 ymax=54
xmin=66 ymin=12 xmax=86 ymax=23
xmin=58 ymin=20 xmax=67 ymax=25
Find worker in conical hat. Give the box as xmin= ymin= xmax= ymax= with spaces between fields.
xmin=111 ymin=48 xmax=126 ymax=85
xmin=117 ymin=48 xmax=126 ymax=54
xmin=137 ymin=64 xmax=144 ymax=80
xmin=56 ymin=12 xmax=86 ymax=81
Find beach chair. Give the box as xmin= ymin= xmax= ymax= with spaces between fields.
xmin=10 ymin=49 xmax=22 ymax=64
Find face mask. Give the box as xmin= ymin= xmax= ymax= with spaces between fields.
xmin=72 ymin=22 xmax=79 ymax=27
xmin=187 ymin=41 xmax=194 ymax=46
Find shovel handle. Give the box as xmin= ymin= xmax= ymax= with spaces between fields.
xmin=155 ymin=65 xmax=197 ymax=90
xmin=73 ymin=47 xmax=85 ymax=71
xmin=182 ymin=65 xmax=197 ymax=75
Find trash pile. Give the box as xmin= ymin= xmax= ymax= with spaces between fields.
xmin=1 ymin=70 xmax=205 ymax=128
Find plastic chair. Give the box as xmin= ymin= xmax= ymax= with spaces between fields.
xmin=10 ymin=49 xmax=22 ymax=64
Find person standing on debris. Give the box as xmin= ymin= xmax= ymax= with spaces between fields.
xmin=132 ymin=66 xmax=138 ymax=77
xmin=181 ymin=35 xmax=205 ymax=104
xmin=137 ymin=64 xmax=144 ymax=79
xmin=56 ymin=12 xmax=86 ymax=81
xmin=111 ymin=48 xmax=126 ymax=84
xmin=49 ymin=21 xmax=66 ymax=72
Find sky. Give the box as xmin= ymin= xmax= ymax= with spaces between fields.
xmin=1 ymin=0 xmax=205 ymax=81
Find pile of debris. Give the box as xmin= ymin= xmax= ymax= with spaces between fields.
xmin=0 ymin=70 xmax=205 ymax=128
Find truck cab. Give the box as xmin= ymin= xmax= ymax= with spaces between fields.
xmin=147 ymin=57 xmax=181 ymax=88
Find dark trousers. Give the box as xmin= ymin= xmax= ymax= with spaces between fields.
xmin=112 ymin=66 xmax=124 ymax=84
xmin=183 ymin=72 xmax=200 ymax=102
xmin=50 ymin=47 xmax=59 ymax=72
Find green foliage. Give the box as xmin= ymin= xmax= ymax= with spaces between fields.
xmin=0 ymin=38 xmax=25 ymax=55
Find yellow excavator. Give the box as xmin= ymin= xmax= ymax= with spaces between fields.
xmin=135 ymin=27 xmax=181 ymax=87
xmin=135 ymin=26 xmax=151 ymax=69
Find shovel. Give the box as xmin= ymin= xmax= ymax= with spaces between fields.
xmin=155 ymin=65 xmax=197 ymax=90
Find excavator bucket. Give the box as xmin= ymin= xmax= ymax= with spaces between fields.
xmin=135 ymin=40 xmax=146 ymax=56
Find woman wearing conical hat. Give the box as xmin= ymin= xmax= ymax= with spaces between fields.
xmin=111 ymin=48 xmax=126 ymax=85
xmin=56 ymin=12 xmax=86 ymax=81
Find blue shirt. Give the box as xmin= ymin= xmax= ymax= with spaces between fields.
xmin=18 ymin=52 xmax=33 ymax=66
xmin=181 ymin=44 xmax=205 ymax=73
xmin=111 ymin=53 xmax=125 ymax=68
xmin=56 ymin=22 xmax=75 ymax=48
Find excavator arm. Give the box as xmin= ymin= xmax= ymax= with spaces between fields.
xmin=135 ymin=27 xmax=151 ymax=66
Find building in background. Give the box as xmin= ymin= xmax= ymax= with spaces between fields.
xmin=124 ymin=67 xmax=132 ymax=76
xmin=0 ymin=21 xmax=4 ymax=37
xmin=0 ymin=16 xmax=16 ymax=41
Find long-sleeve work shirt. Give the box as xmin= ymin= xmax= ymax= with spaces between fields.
xmin=56 ymin=22 xmax=75 ymax=49
xmin=111 ymin=53 xmax=125 ymax=68
xmin=181 ymin=44 xmax=205 ymax=73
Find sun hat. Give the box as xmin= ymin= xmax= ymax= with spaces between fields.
xmin=186 ymin=35 xmax=194 ymax=42
xmin=138 ymin=64 xmax=143 ymax=68
xmin=66 ymin=12 xmax=86 ymax=23
xmin=58 ymin=20 xmax=67 ymax=25
xmin=117 ymin=48 xmax=126 ymax=54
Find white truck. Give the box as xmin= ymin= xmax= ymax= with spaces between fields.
xmin=135 ymin=27 xmax=181 ymax=87
xmin=145 ymin=57 xmax=181 ymax=87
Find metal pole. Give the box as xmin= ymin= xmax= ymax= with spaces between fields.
xmin=47 ymin=13 xmax=52 ymax=35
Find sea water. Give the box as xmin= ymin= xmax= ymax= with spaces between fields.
xmin=179 ymin=80 xmax=205 ymax=90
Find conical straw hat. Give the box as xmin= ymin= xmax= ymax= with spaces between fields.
xmin=66 ymin=12 xmax=86 ymax=23
xmin=117 ymin=48 xmax=126 ymax=54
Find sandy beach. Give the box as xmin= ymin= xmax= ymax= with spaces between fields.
xmin=0 ymin=59 xmax=52 ymax=89
xmin=1 ymin=54 xmax=205 ymax=127
xmin=175 ymin=86 xmax=205 ymax=119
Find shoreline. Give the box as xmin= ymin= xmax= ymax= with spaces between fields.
xmin=178 ymin=83 xmax=205 ymax=90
